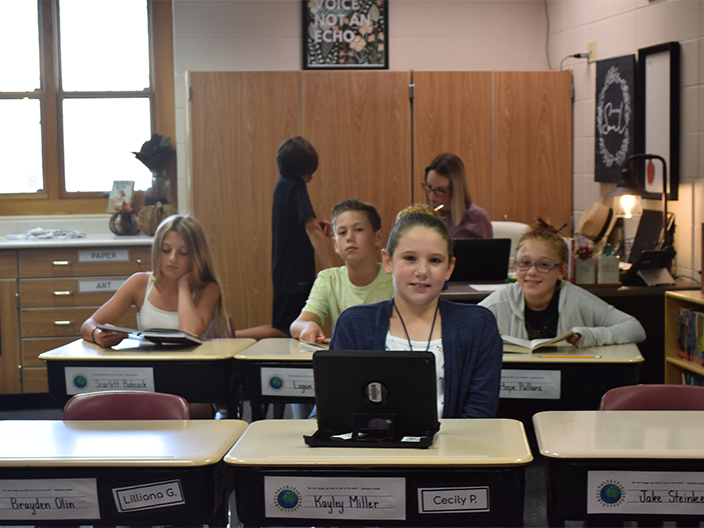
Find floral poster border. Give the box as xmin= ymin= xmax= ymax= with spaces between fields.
xmin=302 ymin=0 xmax=388 ymax=69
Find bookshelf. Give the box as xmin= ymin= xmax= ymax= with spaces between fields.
xmin=665 ymin=290 xmax=704 ymax=384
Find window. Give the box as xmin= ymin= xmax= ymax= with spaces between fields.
xmin=0 ymin=0 xmax=174 ymax=215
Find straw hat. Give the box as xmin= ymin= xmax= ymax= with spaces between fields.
xmin=578 ymin=202 xmax=617 ymax=243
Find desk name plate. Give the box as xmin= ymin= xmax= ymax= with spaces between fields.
xmin=588 ymin=471 xmax=704 ymax=515
xmin=500 ymin=369 xmax=561 ymax=399
xmin=260 ymin=367 xmax=315 ymax=397
xmin=265 ymin=476 xmax=405 ymax=520
xmin=0 ymin=478 xmax=99 ymax=520
xmin=64 ymin=366 xmax=155 ymax=395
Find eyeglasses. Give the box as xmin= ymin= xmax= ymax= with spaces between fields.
xmin=422 ymin=182 xmax=449 ymax=196
xmin=514 ymin=259 xmax=560 ymax=273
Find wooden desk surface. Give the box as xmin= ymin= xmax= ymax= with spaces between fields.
xmin=0 ymin=419 xmax=249 ymax=467
xmin=234 ymin=339 xmax=642 ymax=365
xmin=38 ymin=337 xmax=256 ymax=362
xmin=503 ymin=342 xmax=643 ymax=364
xmin=234 ymin=338 xmax=313 ymax=361
xmin=534 ymin=410 xmax=704 ymax=460
xmin=226 ymin=419 xmax=532 ymax=468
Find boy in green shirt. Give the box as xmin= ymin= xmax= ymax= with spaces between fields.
xmin=290 ymin=199 xmax=394 ymax=344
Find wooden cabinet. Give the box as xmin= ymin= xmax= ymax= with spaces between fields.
xmin=664 ymin=290 xmax=704 ymax=384
xmin=190 ymin=70 xmax=573 ymax=331
xmin=15 ymin=245 xmax=151 ymax=394
xmin=0 ymin=251 xmax=20 ymax=394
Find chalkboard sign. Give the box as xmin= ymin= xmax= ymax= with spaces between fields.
xmin=595 ymin=55 xmax=636 ymax=183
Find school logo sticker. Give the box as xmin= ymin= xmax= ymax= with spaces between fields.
xmin=267 ymin=374 xmax=284 ymax=391
xmin=72 ymin=373 xmax=88 ymax=390
xmin=595 ymin=479 xmax=625 ymax=508
xmin=273 ymin=485 xmax=302 ymax=513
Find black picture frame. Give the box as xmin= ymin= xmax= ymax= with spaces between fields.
xmin=636 ymin=42 xmax=680 ymax=200
xmin=302 ymin=0 xmax=388 ymax=69
xmin=594 ymin=55 xmax=636 ymax=183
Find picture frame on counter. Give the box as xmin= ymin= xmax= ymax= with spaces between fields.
xmin=302 ymin=0 xmax=388 ymax=69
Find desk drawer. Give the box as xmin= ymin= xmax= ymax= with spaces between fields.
xmin=23 ymin=337 xmax=76 ymax=367
xmin=21 ymin=307 xmax=137 ymax=337
xmin=19 ymin=277 xmax=127 ymax=308
xmin=19 ymin=247 xmax=151 ymax=278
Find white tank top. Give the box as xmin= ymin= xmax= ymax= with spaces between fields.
xmin=137 ymin=274 xmax=182 ymax=330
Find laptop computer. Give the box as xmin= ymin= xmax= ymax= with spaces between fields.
xmin=304 ymin=350 xmax=440 ymax=448
xmin=449 ymin=238 xmax=511 ymax=282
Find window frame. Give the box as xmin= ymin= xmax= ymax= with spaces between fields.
xmin=0 ymin=0 xmax=175 ymax=215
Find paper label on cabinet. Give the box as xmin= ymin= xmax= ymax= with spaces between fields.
xmin=78 ymin=279 xmax=125 ymax=293
xmin=77 ymin=249 xmax=130 ymax=263
xmin=588 ymin=471 xmax=704 ymax=514
xmin=264 ymin=476 xmax=405 ymax=520
xmin=260 ymin=367 xmax=315 ymax=397
xmin=0 ymin=478 xmax=99 ymax=520
xmin=64 ymin=366 xmax=155 ymax=395
xmin=500 ymin=369 xmax=561 ymax=399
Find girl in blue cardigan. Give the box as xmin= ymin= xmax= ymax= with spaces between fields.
xmin=329 ymin=211 xmax=503 ymax=418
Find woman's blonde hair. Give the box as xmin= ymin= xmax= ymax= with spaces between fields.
xmin=424 ymin=153 xmax=472 ymax=227
xmin=516 ymin=218 xmax=569 ymax=265
xmin=152 ymin=214 xmax=227 ymax=334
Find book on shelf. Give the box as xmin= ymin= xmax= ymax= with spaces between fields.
xmin=676 ymin=307 xmax=704 ymax=364
xmin=95 ymin=324 xmax=202 ymax=346
xmin=502 ymin=331 xmax=573 ymax=354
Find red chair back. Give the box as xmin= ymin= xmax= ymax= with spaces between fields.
xmin=600 ymin=384 xmax=704 ymax=411
xmin=62 ymin=390 xmax=190 ymax=420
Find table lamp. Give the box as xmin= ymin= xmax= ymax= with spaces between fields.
xmin=606 ymin=153 xmax=668 ymax=248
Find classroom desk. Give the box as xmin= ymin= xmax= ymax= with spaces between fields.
xmin=234 ymin=338 xmax=314 ymax=420
xmin=39 ymin=337 xmax=255 ymax=416
xmin=533 ymin=410 xmax=704 ymax=525
xmin=225 ymin=418 xmax=532 ymax=527
xmin=499 ymin=343 xmax=643 ymax=411
xmin=0 ymin=419 xmax=248 ymax=526
xmin=238 ymin=339 xmax=642 ymax=419
xmin=441 ymin=280 xmax=699 ymax=384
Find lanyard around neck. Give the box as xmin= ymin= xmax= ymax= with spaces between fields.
xmin=392 ymin=298 xmax=440 ymax=352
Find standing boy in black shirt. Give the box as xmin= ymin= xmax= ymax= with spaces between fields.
xmin=236 ymin=136 xmax=333 ymax=339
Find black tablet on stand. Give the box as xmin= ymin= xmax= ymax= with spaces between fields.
xmin=304 ymin=350 xmax=440 ymax=448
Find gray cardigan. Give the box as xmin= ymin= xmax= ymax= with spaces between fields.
xmin=478 ymin=281 xmax=646 ymax=348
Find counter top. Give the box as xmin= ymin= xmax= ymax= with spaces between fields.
xmin=0 ymin=233 xmax=153 ymax=249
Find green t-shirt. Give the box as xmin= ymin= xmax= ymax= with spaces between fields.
xmin=303 ymin=263 xmax=394 ymax=328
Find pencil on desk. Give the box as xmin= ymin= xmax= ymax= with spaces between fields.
xmin=539 ymin=354 xmax=601 ymax=358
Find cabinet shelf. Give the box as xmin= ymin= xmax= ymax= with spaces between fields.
xmin=665 ymin=290 xmax=704 ymax=384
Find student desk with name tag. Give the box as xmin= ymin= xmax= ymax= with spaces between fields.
xmin=39 ymin=338 xmax=256 ymax=417
xmin=225 ymin=418 xmax=532 ymax=527
xmin=533 ymin=410 xmax=704 ymax=526
xmin=234 ymin=338 xmax=315 ymax=420
xmin=0 ymin=419 xmax=248 ymax=526
xmin=235 ymin=339 xmax=642 ymax=420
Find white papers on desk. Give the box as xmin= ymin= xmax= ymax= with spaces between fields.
xmin=469 ymin=283 xmax=506 ymax=292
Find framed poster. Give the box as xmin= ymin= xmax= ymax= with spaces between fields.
xmin=594 ymin=55 xmax=636 ymax=183
xmin=636 ymin=42 xmax=680 ymax=200
xmin=303 ymin=0 xmax=388 ymax=69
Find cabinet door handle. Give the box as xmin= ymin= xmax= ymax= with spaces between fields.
xmin=52 ymin=291 xmax=72 ymax=296
xmin=53 ymin=320 xmax=72 ymax=326
xmin=52 ymin=260 xmax=71 ymax=266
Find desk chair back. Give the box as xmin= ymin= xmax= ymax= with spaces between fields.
xmin=62 ymin=390 xmax=191 ymax=420
xmin=491 ymin=221 xmax=531 ymax=267
xmin=600 ymin=384 xmax=704 ymax=410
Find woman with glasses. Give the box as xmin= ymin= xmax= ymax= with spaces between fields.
xmin=423 ymin=153 xmax=492 ymax=239
xmin=479 ymin=219 xmax=645 ymax=348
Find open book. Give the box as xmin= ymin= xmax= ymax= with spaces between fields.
xmin=501 ymin=331 xmax=573 ymax=354
xmin=96 ymin=324 xmax=202 ymax=346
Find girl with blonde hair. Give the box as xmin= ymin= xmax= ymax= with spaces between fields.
xmin=82 ymin=214 xmax=225 ymax=348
